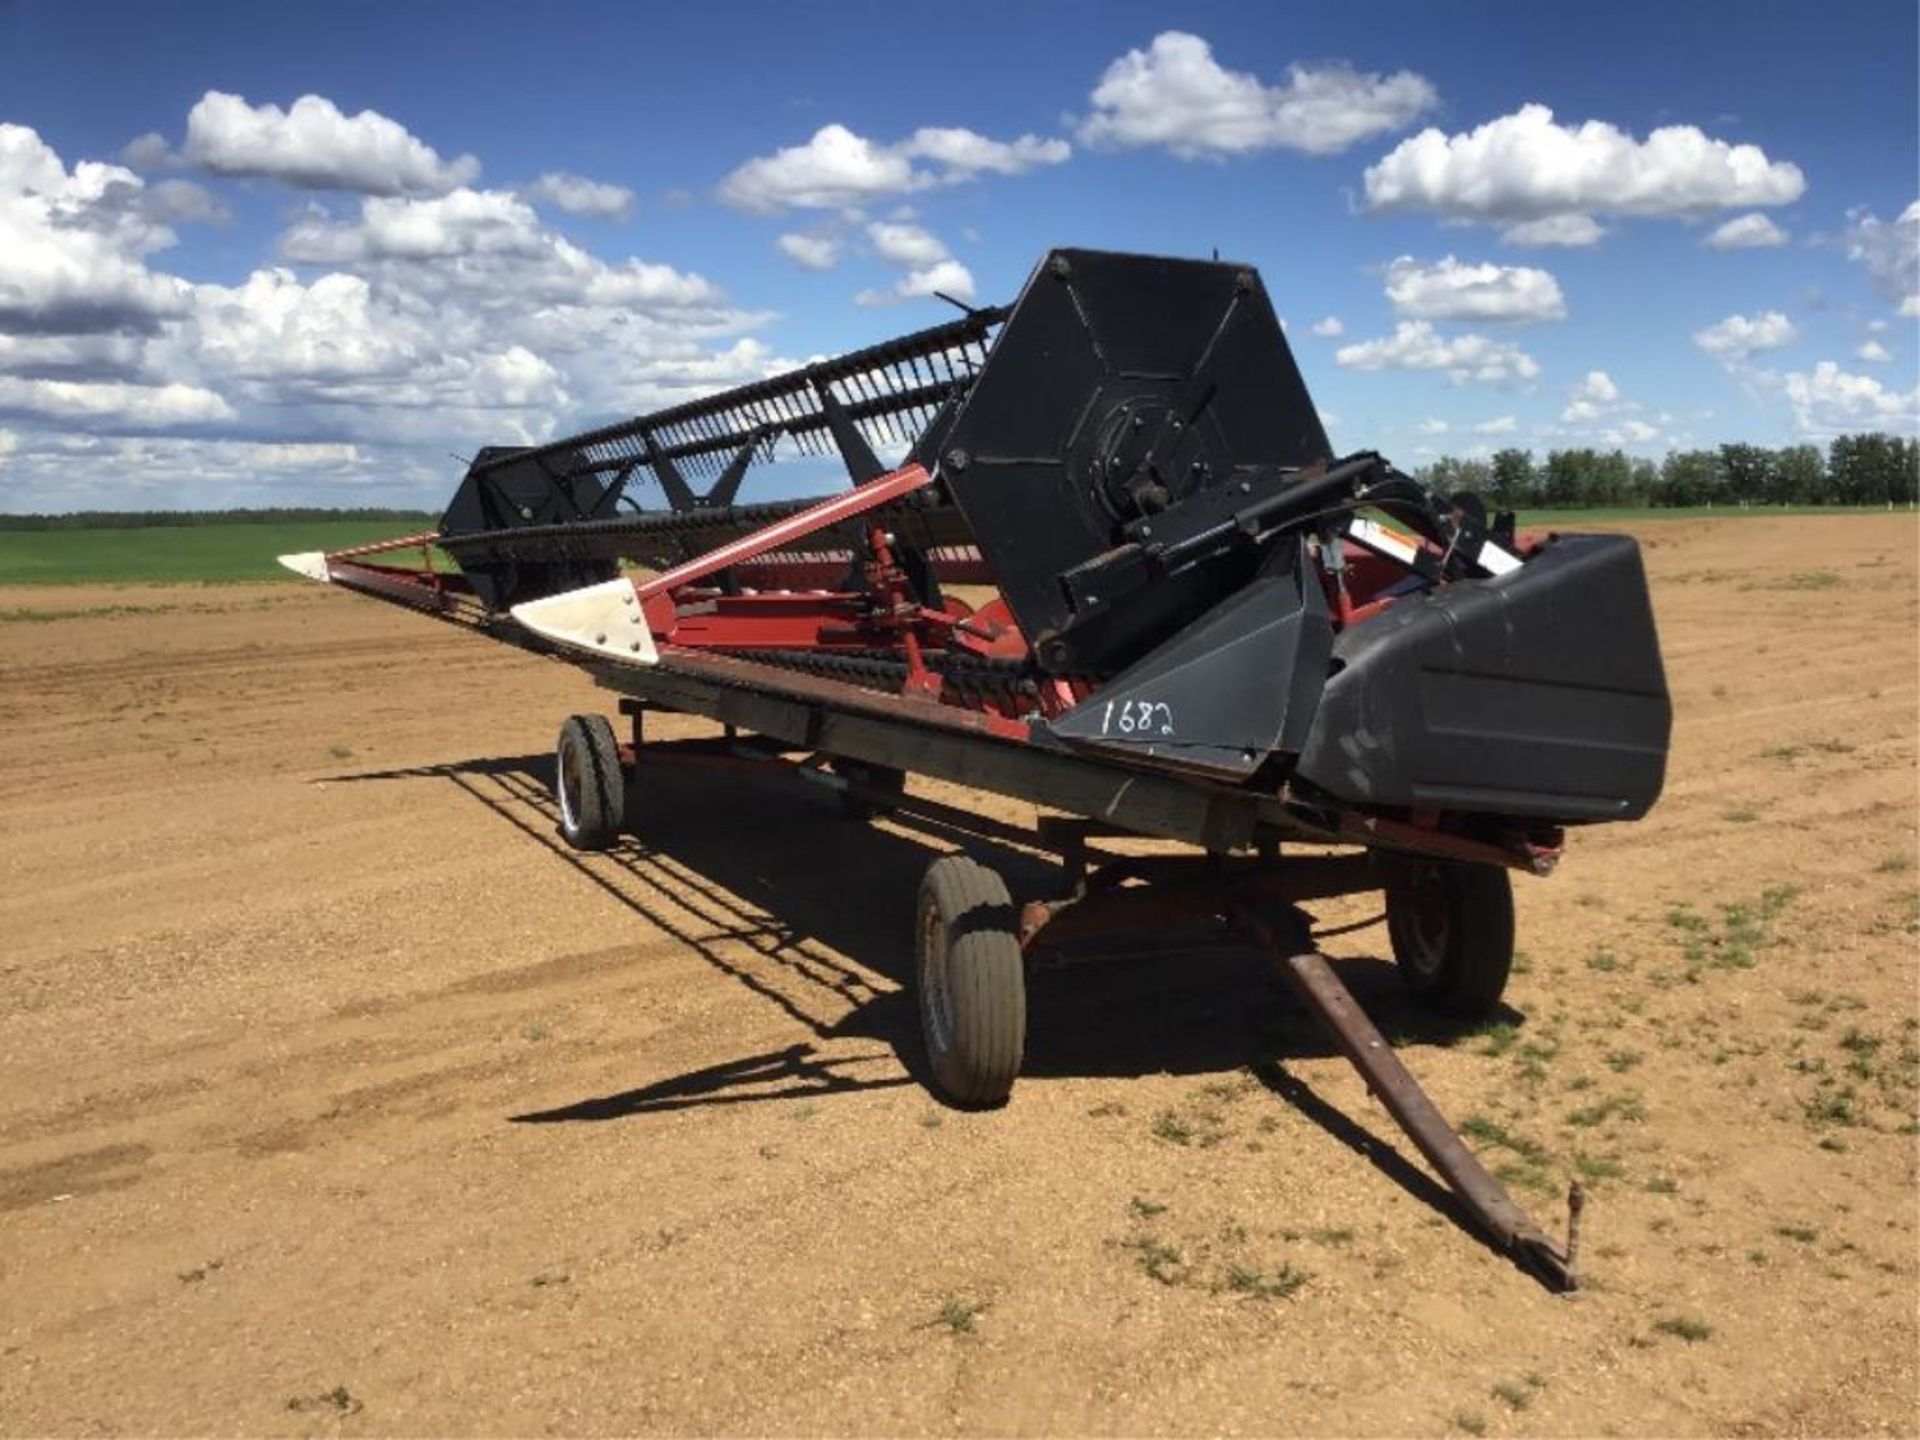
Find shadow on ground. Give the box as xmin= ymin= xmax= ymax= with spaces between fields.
xmin=329 ymin=750 xmax=1517 ymax=1107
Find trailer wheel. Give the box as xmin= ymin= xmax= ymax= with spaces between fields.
xmin=555 ymin=714 xmax=626 ymax=851
xmin=836 ymin=759 xmax=905 ymax=820
xmin=915 ymin=855 xmax=1026 ymax=1107
xmin=1384 ymin=860 xmax=1514 ymax=1018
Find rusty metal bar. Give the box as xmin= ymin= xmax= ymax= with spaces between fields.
xmin=1269 ymin=945 xmax=1577 ymax=1292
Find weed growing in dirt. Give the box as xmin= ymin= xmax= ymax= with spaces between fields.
xmin=1605 ymin=1048 xmax=1643 ymax=1073
xmin=1129 ymin=1196 xmax=1168 ymax=1219
xmin=1221 ymin=1261 xmax=1309 ymax=1301
xmin=520 ymin=1021 xmax=550 ymax=1042
xmin=1491 ymin=1373 xmax=1546 ymax=1411
xmin=327 ymin=743 xmax=354 ymax=760
xmin=177 ymin=1259 xmax=223 ymax=1284
xmin=1666 ymin=886 xmax=1798 ymax=977
xmin=1761 ymin=738 xmax=1855 ymax=763
xmin=1587 ymin=949 xmax=1621 ymax=972
xmin=1462 ymin=1114 xmax=1555 ymax=1193
xmin=1452 ymin=1411 xmax=1489 ymax=1435
xmin=530 ymin=1268 xmax=570 ymax=1288
xmin=925 ymin=1296 xmax=988 ymax=1335
xmin=1874 ymin=851 xmax=1914 ymax=873
xmin=1654 ymin=1315 xmax=1713 ymax=1343
xmin=1721 ymin=804 xmax=1760 ymax=822
xmin=1122 ymin=1235 xmax=1189 ymax=1286
xmin=287 ymin=1387 xmax=362 ymax=1416
xmin=1567 ymin=1092 xmax=1646 ymax=1128
xmin=1773 ymin=1222 xmax=1818 ymax=1243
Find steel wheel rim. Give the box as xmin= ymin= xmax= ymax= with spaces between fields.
xmin=921 ymin=900 xmax=954 ymax=1053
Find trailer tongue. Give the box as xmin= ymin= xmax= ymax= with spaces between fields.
xmin=282 ymin=247 xmax=1669 ymax=1290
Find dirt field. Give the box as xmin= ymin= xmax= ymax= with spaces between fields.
xmin=1 ymin=515 xmax=1914 ymax=1437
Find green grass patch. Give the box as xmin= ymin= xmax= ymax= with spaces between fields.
xmin=0 ymin=519 xmax=441 ymax=585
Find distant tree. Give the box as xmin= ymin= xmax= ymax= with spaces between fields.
xmin=1656 ymin=450 xmax=1720 ymax=507
xmin=1717 ymin=444 xmax=1775 ymax=506
xmin=1773 ymin=445 xmax=1825 ymax=505
xmin=1420 ymin=455 xmax=1493 ymax=496
xmin=1628 ymin=457 xmax=1659 ymax=507
xmin=1543 ymin=448 xmax=1602 ymax=506
xmin=1487 ymin=448 xmax=1538 ymax=510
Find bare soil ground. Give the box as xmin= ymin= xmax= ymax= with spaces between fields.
xmin=0 ymin=515 xmax=1914 ymax=1437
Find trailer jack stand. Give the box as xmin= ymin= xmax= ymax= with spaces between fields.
xmin=1245 ymin=911 xmax=1581 ymax=1293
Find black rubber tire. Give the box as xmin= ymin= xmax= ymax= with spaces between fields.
xmin=1384 ymin=859 xmax=1515 ymax=1019
xmin=915 ymin=855 xmax=1026 ymax=1107
xmin=555 ymin=714 xmax=626 ymax=851
xmin=835 ymin=759 xmax=906 ymax=820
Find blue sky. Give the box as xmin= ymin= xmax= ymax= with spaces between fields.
xmin=0 ymin=0 xmax=1914 ymax=510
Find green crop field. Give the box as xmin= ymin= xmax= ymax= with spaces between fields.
xmin=0 ymin=520 xmax=439 ymax=585
xmin=0 ymin=505 xmax=1903 ymax=587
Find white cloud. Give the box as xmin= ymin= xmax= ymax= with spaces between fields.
xmin=1561 ymin=371 xmax=1624 ymax=423
xmin=1473 ymin=415 xmax=1518 ymax=434
xmin=0 ymin=374 xmax=231 ymax=426
xmin=120 ymin=132 xmax=174 ymax=170
xmin=1078 ymin=32 xmax=1434 ymax=158
xmin=1692 ymin=310 xmax=1796 ymax=360
xmin=1856 ymin=340 xmax=1891 ymax=363
xmin=1383 ymin=255 xmax=1566 ymax=323
xmin=1417 ymin=417 xmax=1449 ymax=434
xmin=1776 ymin=361 xmax=1919 ymax=436
xmin=525 ymin=171 xmax=634 ymax=219
xmin=183 ymin=91 xmax=479 ymax=195
xmin=1309 ymin=315 xmax=1344 ymax=337
xmin=1705 ymin=212 xmax=1788 ymax=249
xmin=1334 ymin=321 xmax=1539 ymax=384
xmin=0 ymin=123 xmax=193 ymax=336
xmin=1573 ymin=370 xmax=1620 ymax=403
xmin=1500 ymin=214 xmax=1606 ymax=247
xmin=1844 ymin=201 xmax=1920 ymax=315
xmin=719 ymin=122 xmax=1068 ymax=213
xmin=855 ymin=258 xmax=976 ymax=308
xmin=776 ymin=232 xmax=841 ymax=270
xmin=865 ymin=221 xmax=949 ymax=267
xmin=901 ymin=127 xmax=1070 ymax=177
xmin=1364 ymin=105 xmax=1805 ymax=231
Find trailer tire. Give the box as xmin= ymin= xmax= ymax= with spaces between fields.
xmin=916 ymin=855 xmax=1026 ymax=1107
xmin=1384 ymin=860 xmax=1513 ymax=1019
xmin=555 ymin=714 xmax=625 ymax=851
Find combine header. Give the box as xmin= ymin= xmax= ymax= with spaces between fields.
xmin=283 ymin=249 xmax=1671 ymax=1291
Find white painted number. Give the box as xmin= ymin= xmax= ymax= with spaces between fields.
xmin=1101 ymin=699 xmax=1175 ymax=737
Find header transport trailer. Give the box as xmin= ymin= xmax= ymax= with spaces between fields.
xmin=281 ymin=248 xmax=1671 ymax=1291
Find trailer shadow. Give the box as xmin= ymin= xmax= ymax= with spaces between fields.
xmin=326 ymin=751 xmax=1521 ymax=1123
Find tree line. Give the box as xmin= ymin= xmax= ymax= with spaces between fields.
xmin=1416 ymin=431 xmax=1918 ymax=510
xmin=0 ymin=507 xmax=437 ymax=532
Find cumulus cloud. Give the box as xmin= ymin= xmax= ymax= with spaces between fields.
xmin=0 ymin=123 xmax=193 ymax=336
xmin=1856 ymin=340 xmax=1891 ymax=363
xmin=1383 ymin=255 xmax=1566 ymax=323
xmin=1705 ymin=212 xmax=1788 ymax=249
xmin=1473 ymin=415 xmax=1518 ymax=434
xmin=525 ymin=171 xmax=634 ymax=219
xmin=1364 ymin=105 xmax=1805 ymax=233
xmin=719 ymin=122 xmax=1068 ymax=213
xmin=1776 ymin=361 xmax=1919 ymax=436
xmin=0 ymin=120 xmax=792 ymax=503
xmin=1692 ymin=310 xmax=1796 ymax=360
xmin=1561 ymin=370 xmax=1623 ymax=422
xmin=776 ymin=232 xmax=841 ymax=270
xmin=183 ymin=91 xmax=479 ymax=195
xmin=1309 ymin=315 xmax=1344 ymax=337
xmin=1416 ymin=417 xmax=1449 ymax=434
xmin=1844 ymin=201 xmax=1920 ymax=314
xmin=865 ymin=220 xmax=949 ymax=267
xmin=1500 ymin=214 xmax=1606 ymax=247
xmin=855 ymin=258 xmax=977 ymax=308
xmin=0 ymin=374 xmax=232 ymax=426
xmin=1334 ymin=321 xmax=1539 ymax=384
xmin=1078 ymin=32 xmax=1434 ymax=158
